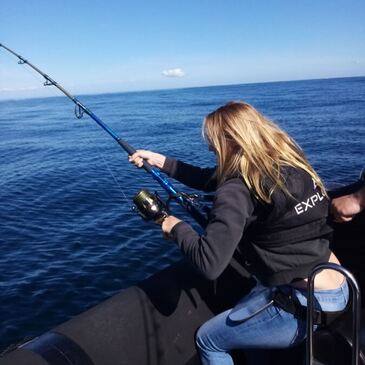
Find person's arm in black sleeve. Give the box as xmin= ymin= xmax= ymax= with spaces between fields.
xmin=169 ymin=178 xmax=255 ymax=280
xmin=162 ymin=156 xmax=217 ymax=192
xmin=330 ymin=168 xmax=365 ymax=222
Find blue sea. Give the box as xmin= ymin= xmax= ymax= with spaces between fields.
xmin=0 ymin=77 xmax=364 ymax=351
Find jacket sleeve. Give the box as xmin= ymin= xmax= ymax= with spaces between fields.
xmin=170 ymin=178 xmax=256 ymax=280
xmin=161 ymin=157 xmax=217 ymax=192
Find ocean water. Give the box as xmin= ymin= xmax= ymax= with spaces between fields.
xmin=0 ymin=77 xmax=364 ymax=350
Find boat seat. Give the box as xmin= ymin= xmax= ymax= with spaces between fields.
xmin=309 ymin=307 xmax=365 ymax=365
xmin=267 ymin=306 xmax=365 ymax=365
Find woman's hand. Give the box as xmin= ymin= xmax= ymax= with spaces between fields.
xmin=161 ymin=215 xmax=182 ymax=239
xmin=128 ymin=150 xmax=166 ymax=169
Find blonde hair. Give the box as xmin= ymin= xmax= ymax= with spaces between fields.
xmin=203 ymin=101 xmax=326 ymax=204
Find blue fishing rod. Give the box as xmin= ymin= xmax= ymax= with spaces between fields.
xmin=0 ymin=43 xmax=208 ymax=227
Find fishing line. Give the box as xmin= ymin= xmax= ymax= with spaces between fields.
xmin=34 ymin=77 xmax=130 ymax=203
xmin=81 ymin=127 xmax=130 ymax=205
xmin=4 ymin=49 xmax=132 ymax=202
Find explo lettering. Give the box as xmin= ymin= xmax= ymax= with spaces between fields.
xmin=294 ymin=192 xmax=324 ymax=215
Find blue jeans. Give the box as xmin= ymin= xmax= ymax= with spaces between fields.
xmin=196 ymin=279 xmax=349 ymax=365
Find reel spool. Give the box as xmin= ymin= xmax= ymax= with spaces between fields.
xmin=133 ymin=189 xmax=168 ymax=224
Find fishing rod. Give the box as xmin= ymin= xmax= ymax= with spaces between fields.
xmin=0 ymin=43 xmax=208 ymax=227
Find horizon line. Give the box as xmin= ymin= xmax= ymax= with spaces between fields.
xmin=0 ymin=74 xmax=364 ymax=103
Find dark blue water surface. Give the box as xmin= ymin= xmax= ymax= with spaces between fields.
xmin=0 ymin=77 xmax=364 ymax=350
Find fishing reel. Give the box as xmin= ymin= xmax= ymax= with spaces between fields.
xmin=133 ymin=189 xmax=212 ymax=226
xmin=133 ymin=189 xmax=168 ymax=224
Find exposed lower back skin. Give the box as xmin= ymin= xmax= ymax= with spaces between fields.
xmin=291 ymin=252 xmax=345 ymax=290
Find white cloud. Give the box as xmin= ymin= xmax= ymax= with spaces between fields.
xmin=162 ymin=68 xmax=185 ymax=78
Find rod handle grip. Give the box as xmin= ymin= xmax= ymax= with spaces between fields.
xmin=118 ymin=139 xmax=153 ymax=173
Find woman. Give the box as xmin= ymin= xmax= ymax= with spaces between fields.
xmin=129 ymin=101 xmax=349 ymax=365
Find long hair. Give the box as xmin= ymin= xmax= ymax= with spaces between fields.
xmin=203 ymin=101 xmax=327 ymax=204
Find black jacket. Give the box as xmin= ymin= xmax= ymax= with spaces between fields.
xmin=162 ymin=157 xmax=332 ymax=286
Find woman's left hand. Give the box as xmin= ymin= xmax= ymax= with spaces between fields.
xmin=161 ymin=216 xmax=182 ymax=239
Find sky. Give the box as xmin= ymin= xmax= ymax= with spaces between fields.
xmin=1 ymin=0 xmax=364 ymax=100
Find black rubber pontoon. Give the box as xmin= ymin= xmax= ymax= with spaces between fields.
xmin=1 ymin=180 xmax=364 ymax=365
